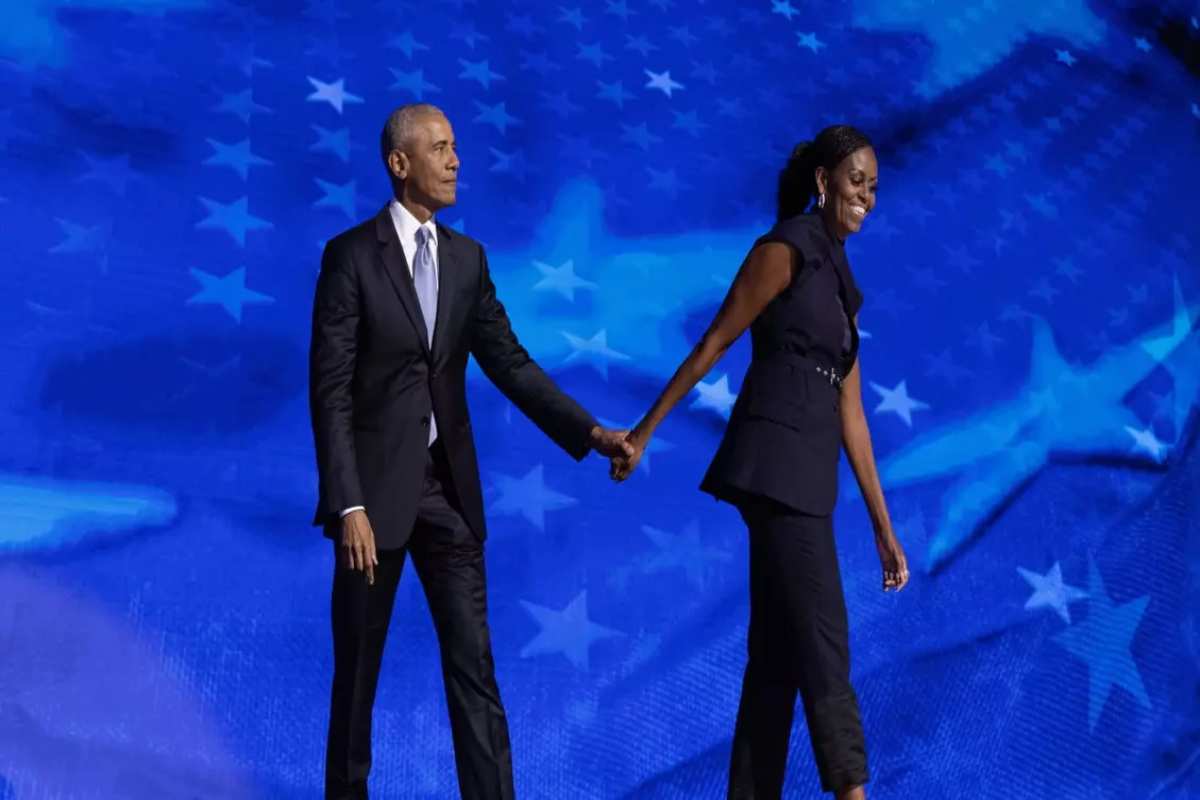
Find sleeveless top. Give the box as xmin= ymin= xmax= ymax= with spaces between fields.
xmin=699 ymin=213 xmax=864 ymax=516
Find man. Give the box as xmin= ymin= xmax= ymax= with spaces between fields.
xmin=309 ymin=103 xmax=631 ymax=800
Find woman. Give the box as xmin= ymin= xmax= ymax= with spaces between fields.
xmin=614 ymin=125 xmax=909 ymax=799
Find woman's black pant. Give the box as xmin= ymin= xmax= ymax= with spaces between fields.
xmin=727 ymin=499 xmax=869 ymax=797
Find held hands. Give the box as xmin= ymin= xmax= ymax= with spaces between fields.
xmin=609 ymin=428 xmax=647 ymax=482
xmin=876 ymin=529 xmax=909 ymax=592
xmin=340 ymin=509 xmax=378 ymax=585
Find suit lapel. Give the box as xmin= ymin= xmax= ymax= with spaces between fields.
xmin=374 ymin=206 xmax=431 ymax=358
xmin=431 ymin=222 xmax=459 ymax=359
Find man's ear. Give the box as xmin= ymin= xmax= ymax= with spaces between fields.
xmin=387 ymin=150 xmax=409 ymax=180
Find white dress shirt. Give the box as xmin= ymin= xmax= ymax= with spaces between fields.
xmin=340 ymin=200 xmax=439 ymax=520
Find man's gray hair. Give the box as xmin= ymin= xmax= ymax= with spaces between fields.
xmin=380 ymin=103 xmax=444 ymax=166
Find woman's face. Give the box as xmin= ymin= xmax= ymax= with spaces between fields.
xmin=817 ymin=146 xmax=878 ymax=240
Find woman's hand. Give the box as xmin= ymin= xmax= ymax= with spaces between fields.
xmin=875 ymin=530 xmax=909 ymax=592
xmin=611 ymin=428 xmax=648 ymax=481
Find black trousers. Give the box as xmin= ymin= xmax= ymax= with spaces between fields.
xmin=325 ymin=443 xmax=513 ymax=800
xmin=727 ymin=499 xmax=868 ymax=797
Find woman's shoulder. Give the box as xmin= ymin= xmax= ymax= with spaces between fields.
xmin=755 ymin=214 xmax=830 ymax=262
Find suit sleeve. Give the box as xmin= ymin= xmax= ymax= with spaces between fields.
xmin=469 ymin=246 xmax=598 ymax=460
xmin=310 ymin=240 xmax=365 ymax=516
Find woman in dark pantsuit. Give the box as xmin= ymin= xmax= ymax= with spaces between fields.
xmin=615 ymin=125 xmax=909 ymax=799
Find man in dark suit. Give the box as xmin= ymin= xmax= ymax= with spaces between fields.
xmin=310 ymin=103 xmax=632 ymax=800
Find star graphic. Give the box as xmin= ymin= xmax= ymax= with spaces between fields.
xmin=220 ymin=41 xmax=273 ymax=77
xmin=310 ymin=125 xmax=351 ymax=162
xmin=473 ymin=101 xmax=519 ymax=134
xmin=637 ymin=521 xmax=731 ymax=588
xmin=489 ymin=146 xmax=525 ymax=177
xmin=204 ymin=138 xmax=272 ymax=181
xmin=49 ymin=218 xmax=109 ymax=255
xmin=212 ymin=88 xmax=271 ymax=124
xmin=490 ymin=464 xmax=576 ymax=531
xmin=195 ymin=196 xmax=273 ymax=246
xmin=577 ymin=42 xmax=613 ymax=68
xmin=620 ymin=122 xmax=662 ymax=151
xmin=1124 ymin=425 xmax=1168 ymax=462
xmin=597 ymin=79 xmax=633 ymax=109
xmin=692 ymin=374 xmax=737 ymax=419
xmin=671 ymin=110 xmax=707 ymax=137
xmin=541 ymin=90 xmax=582 ymax=119
xmin=533 ymin=260 xmax=597 ymax=302
xmin=389 ymin=68 xmax=440 ymax=99
xmin=1056 ymin=48 xmax=1077 ymax=66
xmin=771 ymin=0 xmax=798 ymax=20
xmin=1142 ymin=277 xmax=1193 ymax=361
xmin=626 ymin=34 xmax=657 ymax=57
xmin=459 ymin=58 xmax=504 ymax=89
xmin=387 ymin=31 xmax=429 ymax=59
xmin=558 ymin=6 xmax=587 ymax=30
xmin=869 ymin=379 xmax=930 ymax=427
xmin=313 ymin=178 xmax=357 ymax=221
xmin=187 ymin=267 xmax=274 ymax=323
xmin=450 ymin=24 xmax=488 ymax=50
xmin=306 ymin=77 xmax=363 ymax=114
xmin=1018 ymin=562 xmax=1088 ymax=623
xmin=561 ymin=329 xmax=632 ymax=379
xmin=519 ymin=591 xmax=622 ymax=671
xmin=78 ymin=152 xmax=137 ymax=195
xmin=1052 ymin=557 xmax=1151 ymax=731
xmin=1133 ymin=36 xmax=1151 ymax=53
xmin=644 ymin=69 xmax=684 ymax=98
xmin=606 ymin=0 xmax=633 ymax=20
xmin=797 ymin=31 xmax=826 ymax=53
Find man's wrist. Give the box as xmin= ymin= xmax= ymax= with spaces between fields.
xmin=340 ymin=506 xmax=365 ymax=519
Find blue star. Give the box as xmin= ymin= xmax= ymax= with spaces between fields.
xmin=519 ymin=591 xmax=622 ymax=671
xmin=597 ymin=80 xmax=632 ymax=109
xmin=204 ymin=138 xmax=272 ymax=181
xmin=771 ymin=0 xmax=798 ymax=21
xmin=520 ymin=50 xmax=558 ymax=75
xmin=49 ymin=218 xmax=110 ymax=255
xmin=187 ymin=267 xmax=274 ymax=323
xmin=869 ymin=379 xmax=930 ymax=427
xmin=310 ymin=125 xmax=351 ymax=163
xmin=540 ymin=90 xmax=582 ymax=119
xmin=306 ymin=76 xmax=364 ymax=115
xmin=797 ymin=31 xmax=826 ymax=53
xmin=1146 ymin=279 xmax=1200 ymax=435
xmin=671 ymin=110 xmax=707 ymax=137
xmin=625 ymin=34 xmax=657 ymax=57
xmin=1053 ymin=557 xmax=1151 ymax=731
xmin=668 ymin=26 xmax=698 ymax=47
xmin=458 ymin=58 xmax=503 ymax=89
xmin=313 ymin=178 xmax=358 ymax=221
xmin=647 ymin=167 xmax=686 ymax=195
xmin=644 ymin=68 xmax=684 ymax=98
xmin=605 ymin=0 xmax=633 ymax=20
xmin=558 ymin=6 xmax=587 ymax=30
xmin=561 ymin=329 xmax=632 ymax=380
xmin=78 ymin=152 xmax=137 ymax=195
xmin=220 ymin=41 xmax=273 ymax=77
xmin=195 ymin=196 xmax=273 ymax=246
xmin=387 ymin=31 xmax=429 ymax=59
xmin=533 ymin=260 xmax=596 ymax=302
xmin=450 ymin=24 xmax=488 ymax=50
xmin=506 ymin=14 xmax=541 ymax=37
xmin=620 ymin=122 xmax=662 ymax=151
xmin=490 ymin=464 xmax=576 ymax=531
xmin=692 ymin=374 xmax=737 ymax=419
xmin=212 ymin=88 xmax=271 ymax=124
xmin=1018 ymin=562 xmax=1088 ymax=623
xmin=577 ymin=42 xmax=613 ymax=68
xmin=389 ymin=68 xmax=440 ymax=100
xmin=473 ymin=101 xmax=519 ymax=134
xmin=489 ymin=147 xmax=525 ymax=178
xmin=1056 ymin=48 xmax=1077 ymax=66
xmin=637 ymin=521 xmax=731 ymax=588
xmin=1124 ymin=425 xmax=1168 ymax=462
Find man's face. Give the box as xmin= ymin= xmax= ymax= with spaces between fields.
xmin=391 ymin=112 xmax=460 ymax=215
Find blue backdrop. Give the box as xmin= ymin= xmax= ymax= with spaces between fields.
xmin=1 ymin=0 xmax=1198 ymax=797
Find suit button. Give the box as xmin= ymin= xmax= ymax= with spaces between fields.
xmin=420 ymin=417 xmax=430 ymax=427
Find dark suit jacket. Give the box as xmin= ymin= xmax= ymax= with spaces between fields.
xmin=310 ymin=204 xmax=598 ymax=548
xmin=700 ymin=213 xmax=864 ymax=516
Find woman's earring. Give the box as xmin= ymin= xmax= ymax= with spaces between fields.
xmin=817 ymin=192 xmax=826 ymax=209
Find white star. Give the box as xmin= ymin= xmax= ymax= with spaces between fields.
xmin=869 ymin=379 xmax=930 ymax=427
xmin=490 ymin=465 xmax=576 ymax=531
xmin=1124 ymin=425 xmax=1167 ymax=462
xmin=561 ymin=329 xmax=632 ymax=380
xmin=519 ymin=591 xmax=622 ymax=670
xmin=797 ymin=31 xmax=826 ymax=53
xmin=692 ymin=374 xmax=737 ymax=419
xmin=532 ymin=259 xmax=597 ymax=302
xmin=1017 ymin=562 xmax=1088 ymax=623
xmin=644 ymin=69 xmax=684 ymax=98
xmin=306 ymin=76 xmax=364 ymax=114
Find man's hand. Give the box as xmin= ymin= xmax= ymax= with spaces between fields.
xmin=611 ymin=430 xmax=647 ymax=481
xmin=340 ymin=509 xmax=378 ymax=585
xmin=590 ymin=426 xmax=634 ymax=462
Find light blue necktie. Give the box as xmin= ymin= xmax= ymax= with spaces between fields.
xmin=414 ymin=225 xmax=438 ymax=445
